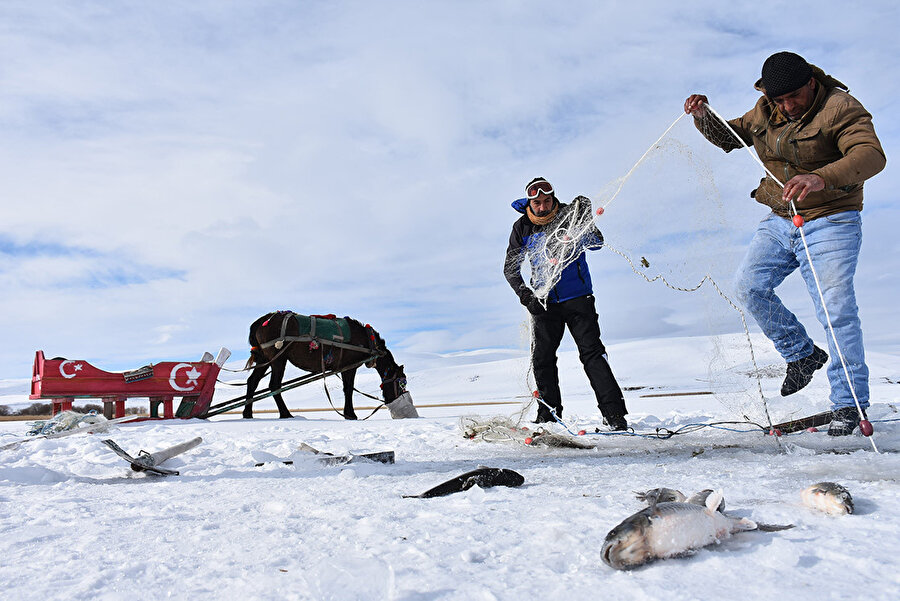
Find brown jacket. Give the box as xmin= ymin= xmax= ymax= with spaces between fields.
xmin=697 ymin=65 xmax=886 ymax=220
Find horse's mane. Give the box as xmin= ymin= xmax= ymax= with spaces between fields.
xmin=344 ymin=316 xmax=387 ymax=352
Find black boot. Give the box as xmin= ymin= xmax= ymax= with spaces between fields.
xmin=533 ymin=405 xmax=562 ymax=424
xmin=781 ymin=345 xmax=828 ymax=396
xmin=603 ymin=413 xmax=628 ymax=431
xmin=828 ymin=407 xmax=866 ymax=437
xmin=533 ymin=410 xmax=554 ymax=424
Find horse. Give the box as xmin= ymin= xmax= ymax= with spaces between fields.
xmin=243 ymin=311 xmax=411 ymax=420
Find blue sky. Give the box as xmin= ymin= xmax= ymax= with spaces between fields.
xmin=1 ymin=1 xmax=898 ymax=380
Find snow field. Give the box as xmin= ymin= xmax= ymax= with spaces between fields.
xmin=1 ymin=337 xmax=899 ymax=600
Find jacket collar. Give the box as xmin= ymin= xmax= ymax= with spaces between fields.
xmin=511 ymin=197 xmax=564 ymax=221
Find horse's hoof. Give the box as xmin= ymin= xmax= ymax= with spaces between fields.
xmin=242 ymin=414 xmax=253 ymax=419
xmin=344 ymin=414 xmax=358 ymax=421
xmin=279 ymin=414 xmax=294 ymax=419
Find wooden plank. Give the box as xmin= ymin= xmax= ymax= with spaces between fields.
xmin=639 ymin=391 xmax=714 ymax=398
xmin=221 ymin=399 xmax=523 ymax=415
xmin=771 ymin=411 xmax=834 ymax=433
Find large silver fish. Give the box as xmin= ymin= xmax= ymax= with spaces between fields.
xmin=602 ymin=490 xmax=757 ymax=570
xmin=801 ymin=482 xmax=854 ymax=515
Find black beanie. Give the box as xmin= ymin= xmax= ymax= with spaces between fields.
xmin=761 ymin=52 xmax=813 ymax=98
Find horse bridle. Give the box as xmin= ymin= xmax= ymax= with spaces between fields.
xmin=379 ymin=366 xmax=407 ymax=401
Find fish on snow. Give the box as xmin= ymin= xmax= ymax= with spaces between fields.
xmin=634 ymin=487 xmax=686 ymax=505
xmin=686 ymin=488 xmax=725 ymax=512
xmin=602 ymin=489 xmax=756 ymax=570
xmin=634 ymin=487 xmax=726 ymax=512
xmin=801 ymin=482 xmax=853 ymax=515
xmin=402 ymin=467 xmax=524 ymax=498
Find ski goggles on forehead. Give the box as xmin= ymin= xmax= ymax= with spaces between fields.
xmin=526 ymin=180 xmax=554 ymax=199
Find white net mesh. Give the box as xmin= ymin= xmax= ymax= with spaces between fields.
xmin=594 ymin=113 xmax=776 ymax=426
xmin=526 ymin=194 xmax=599 ymax=301
xmin=502 ymin=107 xmax=844 ymax=430
xmin=26 ymin=410 xmax=110 ymax=436
xmin=458 ymin=402 xmax=597 ymax=448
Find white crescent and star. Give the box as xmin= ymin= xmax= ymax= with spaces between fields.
xmin=59 ymin=360 xmax=84 ymax=379
xmin=169 ymin=363 xmax=202 ymax=392
xmin=56 ymin=360 xmax=202 ymax=391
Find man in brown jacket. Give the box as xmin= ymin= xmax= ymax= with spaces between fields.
xmin=684 ymin=51 xmax=886 ymax=436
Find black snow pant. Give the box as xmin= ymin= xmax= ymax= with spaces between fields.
xmin=531 ymin=294 xmax=627 ymax=421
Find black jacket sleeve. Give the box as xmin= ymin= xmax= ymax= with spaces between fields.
xmin=503 ymin=219 xmax=533 ymax=304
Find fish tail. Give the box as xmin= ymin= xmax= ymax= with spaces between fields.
xmin=705 ymin=489 xmax=725 ymax=514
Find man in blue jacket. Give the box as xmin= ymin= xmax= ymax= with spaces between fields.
xmin=504 ymin=177 xmax=628 ymax=429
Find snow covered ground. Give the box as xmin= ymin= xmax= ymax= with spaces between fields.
xmin=1 ymin=334 xmax=899 ymax=600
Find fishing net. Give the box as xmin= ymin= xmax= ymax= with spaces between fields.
xmin=524 ymin=194 xmax=599 ymax=302
xmin=26 ymin=410 xmax=110 ymax=436
xmin=503 ymin=106 xmax=844 ymax=429
xmin=460 ymin=402 xmax=532 ymax=444
xmin=459 ymin=402 xmax=595 ymax=448
xmin=593 ymin=112 xmax=775 ymax=426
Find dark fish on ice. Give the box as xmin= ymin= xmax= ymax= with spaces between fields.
xmin=403 ymin=467 xmax=524 ymax=498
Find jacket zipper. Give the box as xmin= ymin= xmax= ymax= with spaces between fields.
xmin=774 ymin=121 xmax=796 ymax=183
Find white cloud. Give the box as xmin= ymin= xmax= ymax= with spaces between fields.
xmin=1 ymin=1 xmax=897 ymax=379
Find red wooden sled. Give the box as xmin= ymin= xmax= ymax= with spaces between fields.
xmin=29 ymin=348 xmax=230 ymax=419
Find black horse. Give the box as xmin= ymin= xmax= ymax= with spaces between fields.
xmin=243 ymin=312 xmax=408 ymax=419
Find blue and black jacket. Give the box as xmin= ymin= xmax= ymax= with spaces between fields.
xmin=504 ymin=196 xmax=603 ymax=305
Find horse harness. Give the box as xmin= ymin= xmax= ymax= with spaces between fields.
xmin=255 ymin=312 xmax=385 ymax=366
xmin=253 ymin=312 xmax=396 ymax=419
xmin=379 ymin=364 xmax=407 ymax=400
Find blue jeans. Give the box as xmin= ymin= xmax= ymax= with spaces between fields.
xmin=734 ymin=211 xmax=868 ymax=410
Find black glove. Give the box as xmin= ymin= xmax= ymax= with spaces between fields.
xmin=572 ymin=195 xmax=592 ymax=220
xmin=570 ymin=196 xmax=603 ymax=248
xmin=518 ymin=290 xmax=546 ymax=316
xmin=526 ymin=297 xmax=546 ymax=315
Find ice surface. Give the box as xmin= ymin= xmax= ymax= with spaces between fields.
xmin=1 ymin=335 xmax=898 ymax=600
